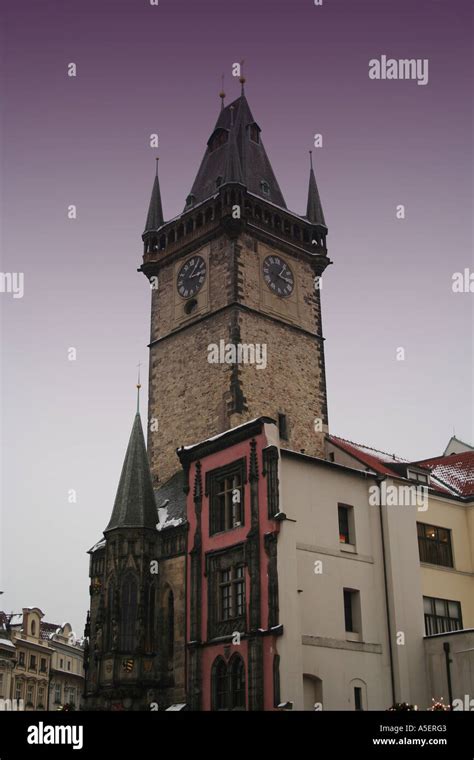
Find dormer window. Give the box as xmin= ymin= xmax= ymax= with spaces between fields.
xmin=260 ymin=180 xmax=270 ymax=195
xmin=407 ymin=469 xmax=430 ymax=485
xmin=208 ymin=128 xmax=229 ymax=153
xmin=215 ymin=176 xmax=223 ymax=189
xmin=249 ymin=123 xmax=261 ymax=144
xmin=185 ymin=193 xmax=196 ymax=209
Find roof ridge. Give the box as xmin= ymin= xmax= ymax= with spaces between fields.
xmin=330 ymin=434 xmax=407 ymax=462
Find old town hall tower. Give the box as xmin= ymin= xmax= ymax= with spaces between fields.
xmin=140 ymin=81 xmax=331 ymax=485
xmin=84 ymin=80 xmax=331 ymax=711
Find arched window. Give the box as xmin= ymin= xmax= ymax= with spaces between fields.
xmin=212 ymin=657 xmax=229 ymax=711
xmin=120 ymin=576 xmax=137 ymax=651
xmin=211 ymin=655 xmax=246 ymax=710
xmin=303 ymin=674 xmax=323 ymax=711
xmin=31 ymin=620 xmax=36 ymax=636
xmin=229 ymin=655 xmax=245 ymax=709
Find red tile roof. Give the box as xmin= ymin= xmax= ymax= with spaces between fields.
xmin=412 ymin=452 xmax=474 ymax=498
xmin=329 ymin=436 xmax=407 ymax=477
xmin=328 ymin=436 xmax=472 ymax=499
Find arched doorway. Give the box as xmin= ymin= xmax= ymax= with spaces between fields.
xmin=303 ymin=674 xmax=323 ymax=711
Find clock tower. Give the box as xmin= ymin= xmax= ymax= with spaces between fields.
xmin=140 ymin=84 xmax=331 ymax=485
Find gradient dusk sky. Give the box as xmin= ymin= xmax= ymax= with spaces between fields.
xmin=1 ymin=0 xmax=472 ymax=632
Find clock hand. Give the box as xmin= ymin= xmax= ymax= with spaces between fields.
xmin=278 ymin=268 xmax=291 ymax=281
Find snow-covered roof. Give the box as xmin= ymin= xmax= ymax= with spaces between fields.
xmin=0 ymin=638 xmax=15 ymax=650
xmin=180 ymin=417 xmax=268 ymax=452
xmin=88 ymin=538 xmax=106 ymax=554
xmin=330 ymin=436 xmax=473 ymax=499
xmin=157 ymin=505 xmax=185 ymax=532
xmin=413 ymin=452 xmax=474 ymax=498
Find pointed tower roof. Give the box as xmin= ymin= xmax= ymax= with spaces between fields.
xmin=187 ymin=92 xmax=286 ymax=209
xmin=105 ymin=413 xmax=158 ymax=532
xmin=144 ymin=159 xmax=164 ymax=233
xmin=223 ymin=120 xmax=244 ymax=184
xmin=306 ymin=152 xmax=327 ymax=227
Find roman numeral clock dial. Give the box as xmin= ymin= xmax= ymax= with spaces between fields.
xmin=262 ymin=255 xmax=294 ymax=297
xmin=177 ymin=255 xmax=207 ymax=298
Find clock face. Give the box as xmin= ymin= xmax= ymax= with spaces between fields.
xmin=177 ymin=255 xmax=206 ymax=298
xmin=262 ymin=255 xmax=294 ymax=297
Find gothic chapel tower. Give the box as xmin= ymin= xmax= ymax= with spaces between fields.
xmin=140 ymin=82 xmax=331 ymax=485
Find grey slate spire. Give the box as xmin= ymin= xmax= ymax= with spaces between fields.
xmin=223 ymin=121 xmax=243 ymax=184
xmin=144 ymin=158 xmax=164 ymax=233
xmin=104 ymin=413 xmax=158 ymax=532
xmin=187 ymin=92 xmax=286 ymax=209
xmin=306 ymin=151 xmax=327 ymax=227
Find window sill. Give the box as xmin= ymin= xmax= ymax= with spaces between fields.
xmin=340 ymin=544 xmax=357 ymax=554
xmin=345 ymin=632 xmax=362 ymax=643
xmin=420 ymin=561 xmax=455 ymax=571
xmin=210 ymin=525 xmax=245 ymax=538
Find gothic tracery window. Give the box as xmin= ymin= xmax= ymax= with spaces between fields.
xmin=211 ymin=655 xmax=246 ymax=710
xmin=120 ymin=575 xmax=137 ymax=651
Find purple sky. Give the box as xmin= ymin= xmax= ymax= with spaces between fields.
xmin=1 ymin=0 xmax=472 ymax=632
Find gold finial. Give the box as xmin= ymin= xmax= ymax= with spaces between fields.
xmin=239 ymin=59 xmax=246 ymax=93
xmin=219 ymin=73 xmax=226 ymax=110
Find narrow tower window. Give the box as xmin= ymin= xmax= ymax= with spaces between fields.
xmin=278 ymin=413 xmax=288 ymax=441
xmin=120 ymin=576 xmax=138 ymax=651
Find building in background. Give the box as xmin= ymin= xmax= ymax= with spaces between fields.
xmin=7 ymin=607 xmax=51 ymax=710
xmin=0 ymin=608 xmax=84 ymax=710
xmin=0 ymin=613 xmax=16 ymax=706
xmin=443 ymin=436 xmax=474 ymax=456
xmin=47 ymin=623 xmax=84 ymax=710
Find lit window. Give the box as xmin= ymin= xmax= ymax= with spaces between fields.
xmin=338 ymin=504 xmax=355 ymax=545
xmin=417 ymin=523 xmax=453 ymax=567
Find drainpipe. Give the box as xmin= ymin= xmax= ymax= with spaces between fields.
xmin=376 ymin=475 xmax=396 ymax=705
xmin=443 ymin=642 xmax=453 ymax=707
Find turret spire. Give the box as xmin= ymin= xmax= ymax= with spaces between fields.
xmin=104 ymin=408 xmax=157 ymax=532
xmin=306 ymin=150 xmax=327 ymax=227
xmin=144 ymin=157 xmax=164 ymax=233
